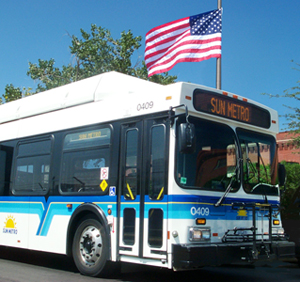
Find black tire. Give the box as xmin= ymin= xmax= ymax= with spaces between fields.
xmin=72 ymin=217 xmax=109 ymax=277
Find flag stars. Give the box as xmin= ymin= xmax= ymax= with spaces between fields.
xmin=190 ymin=9 xmax=222 ymax=35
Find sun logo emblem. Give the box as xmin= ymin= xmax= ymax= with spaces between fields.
xmin=3 ymin=215 xmax=18 ymax=234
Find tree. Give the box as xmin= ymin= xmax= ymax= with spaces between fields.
xmin=280 ymin=62 xmax=300 ymax=148
xmin=2 ymin=24 xmax=177 ymax=103
xmin=27 ymin=24 xmax=177 ymax=93
xmin=27 ymin=58 xmax=75 ymax=92
xmin=1 ymin=84 xmax=32 ymax=104
xmin=2 ymin=84 xmax=22 ymax=103
xmin=280 ymin=161 xmax=300 ymax=219
xmin=263 ymin=62 xmax=300 ymax=220
xmin=133 ymin=61 xmax=178 ymax=85
xmin=264 ymin=61 xmax=300 ymax=148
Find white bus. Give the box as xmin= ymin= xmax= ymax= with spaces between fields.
xmin=0 ymin=71 xmax=294 ymax=276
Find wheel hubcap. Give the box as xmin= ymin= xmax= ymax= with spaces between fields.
xmin=79 ymin=225 xmax=103 ymax=266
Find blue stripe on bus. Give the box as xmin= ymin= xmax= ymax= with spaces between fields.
xmin=0 ymin=196 xmax=118 ymax=236
xmin=168 ymin=194 xmax=279 ymax=221
xmin=37 ymin=196 xmax=117 ymax=236
xmin=0 ymin=194 xmax=279 ymax=236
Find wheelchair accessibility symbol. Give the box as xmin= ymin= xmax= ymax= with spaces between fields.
xmin=109 ymin=186 xmax=116 ymax=196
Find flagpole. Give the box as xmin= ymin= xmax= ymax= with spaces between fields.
xmin=216 ymin=0 xmax=222 ymax=89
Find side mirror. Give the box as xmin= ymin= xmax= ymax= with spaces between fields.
xmin=178 ymin=123 xmax=196 ymax=154
xmin=278 ymin=163 xmax=286 ymax=187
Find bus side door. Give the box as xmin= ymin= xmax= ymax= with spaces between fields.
xmin=118 ymin=117 xmax=168 ymax=260
xmin=119 ymin=121 xmax=142 ymax=257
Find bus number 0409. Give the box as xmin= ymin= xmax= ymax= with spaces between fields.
xmin=137 ymin=101 xmax=154 ymax=111
xmin=190 ymin=207 xmax=210 ymax=216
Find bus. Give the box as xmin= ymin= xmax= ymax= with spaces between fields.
xmin=0 ymin=71 xmax=295 ymax=276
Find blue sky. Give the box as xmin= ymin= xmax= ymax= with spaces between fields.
xmin=1 ymin=0 xmax=299 ymax=130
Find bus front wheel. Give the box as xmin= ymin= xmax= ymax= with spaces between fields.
xmin=72 ymin=217 xmax=109 ymax=277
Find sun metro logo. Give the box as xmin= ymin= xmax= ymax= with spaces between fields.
xmin=3 ymin=215 xmax=18 ymax=234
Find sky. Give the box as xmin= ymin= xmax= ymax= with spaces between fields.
xmin=1 ymin=0 xmax=300 ymax=130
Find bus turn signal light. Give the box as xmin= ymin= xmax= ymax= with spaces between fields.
xmin=196 ymin=218 xmax=206 ymax=225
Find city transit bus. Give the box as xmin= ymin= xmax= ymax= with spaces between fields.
xmin=0 ymin=71 xmax=295 ymax=277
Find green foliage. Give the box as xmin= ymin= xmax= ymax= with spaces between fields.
xmin=261 ymin=62 xmax=300 ymax=218
xmin=26 ymin=24 xmax=177 ymax=93
xmin=68 ymin=25 xmax=142 ymax=78
xmin=263 ymin=61 xmax=300 ymax=148
xmin=3 ymin=84 xmax=22 ymax=102
xmin=133 ymin=61 xmax=177 ymax=85
xmin=281 ymin=62 xmax=300 ymax=148
xmin=285 ymin=161 xmax=300 ymax=190
xmin=27 ymin=59 xmax=74 ymax=92
xmin=3 ymin=24 xmax=177 ymax=102
xmin=1 ymin=84 xmax=32 ymax=103
xmin=280 ymin=161 xmax=300 ymax=219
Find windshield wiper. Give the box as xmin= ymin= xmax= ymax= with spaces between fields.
xmin=259 ymin=152 xmax=269 ymax=184
xmin=215 ymin=159 xmax=241 ymax=207
xmin=246 ymin=157 xmax=257 ymax=181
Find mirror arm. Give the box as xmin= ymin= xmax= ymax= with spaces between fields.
xmin=168 ymin=104 xmax=189 ymax=126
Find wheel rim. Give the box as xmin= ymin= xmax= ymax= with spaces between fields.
xmin=79 ymin=225 xmax=103 ymax=267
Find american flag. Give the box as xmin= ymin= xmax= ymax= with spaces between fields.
xmin=145 ymin=9 xmax=222 ymax=77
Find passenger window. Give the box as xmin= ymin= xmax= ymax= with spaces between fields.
xmin=0 ymin=150 xmax=6 ymax=195
xmin=13 ymin=139 xmax=52 ymax=195
xmin=60 ymin=128 xmax=111 ymax=194
xmin=0 ymin=145 xmax=13 ymax=196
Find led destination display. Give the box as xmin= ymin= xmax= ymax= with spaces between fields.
xmin=193 ymin=90 xmax=271 ymax=128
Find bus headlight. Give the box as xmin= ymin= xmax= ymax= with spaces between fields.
xmin=188 ymin=227 xmax=211 ymax=242
xmin=272 ymin=227 xmax=285 ymax=235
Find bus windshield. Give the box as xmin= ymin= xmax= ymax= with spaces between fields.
xmin=237 ymin=128 xmax=279 ymax=196
xmin=176 ymin=117 xmax=240 ymax=192
xmin=176 ymin=117 xmax=279 ymax=197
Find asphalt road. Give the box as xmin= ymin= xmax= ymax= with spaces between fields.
xmin=0 ymin=247 xmax=299 ymax=282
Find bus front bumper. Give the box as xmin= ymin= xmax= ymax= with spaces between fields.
xmin=172 ymin=241 xmax=295 ymax=270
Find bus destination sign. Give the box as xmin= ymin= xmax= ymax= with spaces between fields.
xmin=193 ymin=90 xmax=271 ymax=128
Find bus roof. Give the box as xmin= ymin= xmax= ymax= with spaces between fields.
xmin=0 ymin=71 xmax=163 ymax=124
xmin=0 ymin=71 xmax=278 ymax=135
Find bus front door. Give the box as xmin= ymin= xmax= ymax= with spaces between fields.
xmin=118 ymin=118 xmax=168 ymax=261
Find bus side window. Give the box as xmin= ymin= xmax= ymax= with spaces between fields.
xmin=60 ymin=128 xmax=111 ymax=194
xmin=0 ymin=145 xmax=14 ymax=196
xmin=60 ymin=150 xmax=108 ymax=193
xmin=13 ymin=139 xmax=52 ymax=195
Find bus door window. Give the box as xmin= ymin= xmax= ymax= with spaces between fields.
xmin=122 ymin=128 xmax=139 ymax=246
xmin=149 ymin=125 xmax=166 ymax=200
xmin=123 ymin=129 xmax=138 ymax=200
xmin=148 ymin=124 xmax=166 ymax=248
xmin=148 ymin=208 xmax=163 ymax=248
xmin=123 ymin=208 xmax=136 ymax=245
